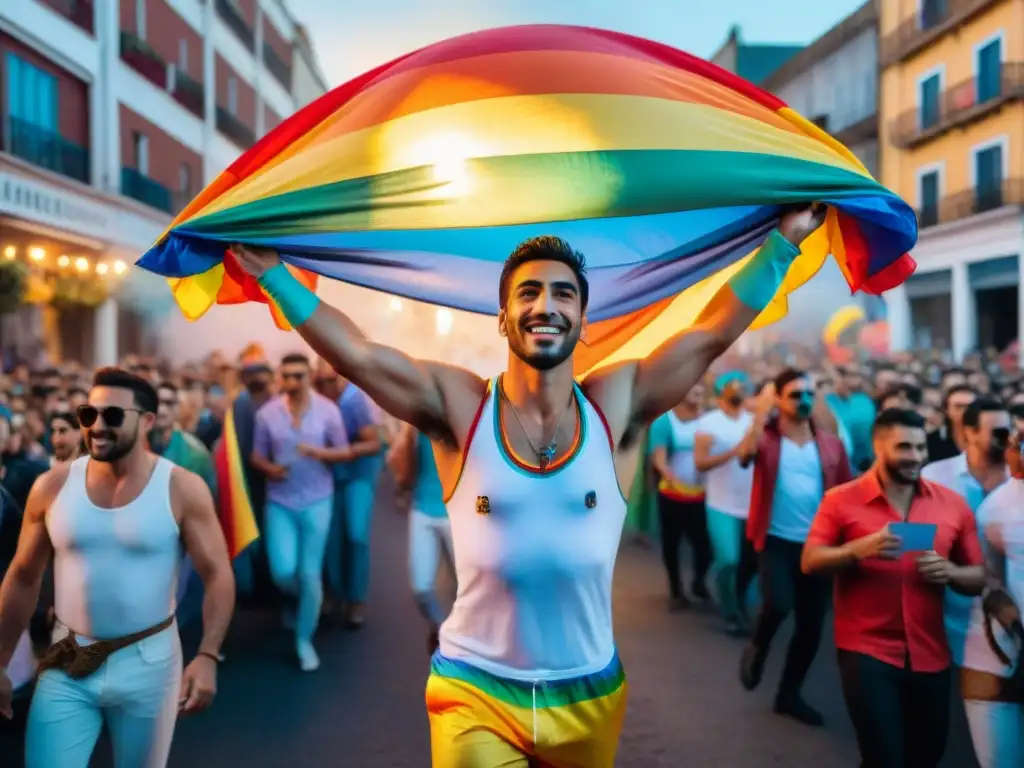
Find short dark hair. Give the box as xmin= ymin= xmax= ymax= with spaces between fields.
xmin=1009 ymin=403 xmax=1024 ymax=420
xmin=281 ymin=353 xmax=310 ymax=367
xmin=962 ymin=397 xmax=1007 ymax=430
xmin=498 ymin=236 xmax=589 ymax=311
xmin=773 ymin=368 xmax=808 ymax=395
xmin=92 ymin=367 xmax=158 ymax=413
xmin=50 ymin=410 xmax=79 ymax=429
xmin=943 ymin=384 xmax=976 ymax=410
xmin=872 ymin=407 xmax=925 ymax=435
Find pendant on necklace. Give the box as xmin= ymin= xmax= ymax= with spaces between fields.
xmin=538 ymin=443 xmax=557 ymax=470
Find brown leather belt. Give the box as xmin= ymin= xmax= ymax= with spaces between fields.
xmin=37 ymin=615 xmax=175 ymax=680
xmin=961 ymin=667 xmax=1024 ymax=704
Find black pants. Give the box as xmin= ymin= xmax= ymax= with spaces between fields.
xmin=837 ymin=650 xmax=950 ymax=768
xmin=736 ymin=534 xmax=759 ymax=616
xmin=656 ymin=495 xmax=712 ymax=599
xmin=751 ymin=536 xmax=829 ymax=695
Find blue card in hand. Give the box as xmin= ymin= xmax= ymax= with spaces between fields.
xmin=889 ymin=522 xmax=937 ymax=553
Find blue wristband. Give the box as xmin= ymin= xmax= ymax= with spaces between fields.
xmin=727 ymin=229 xmax=801 ymax=312
xmin=258 ymin=263 xmax=320 ymax=327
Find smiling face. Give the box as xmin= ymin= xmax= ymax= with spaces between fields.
xmin=81 ymin=386 xmax=155 ymax=462
xmin=499 ymin=260 xmax=584 ymax=371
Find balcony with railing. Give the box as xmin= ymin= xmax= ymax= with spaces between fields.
xmin=216 ymin=106 xmax=255 ymax=149
xmin=917 ymin=179 xmax=1024 ymax=230
xmin=880 ymin=0 xmax=999 ymax=65
xmin=170 ymin=68 xmax=205 ymax=120
xmin=40 ymin=0 xmax=94 ymax=35
xmin=216 ymin=0 xmax=255 ymax=51
xmin=889 ymin=63 xmax=1024 ymax=149
xmin=3 ymin=117 xmax=90 ymax=184
xmin=262 ymin=42 xmax=292 ymax=89
xmin=120 ymin=31 xmax=167 ymax=90
xmin=121 ymin=167 xmax=172 ymax=213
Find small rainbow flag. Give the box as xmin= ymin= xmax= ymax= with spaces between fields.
xmin=136 ymin=24 xmax=917 ymax=374
xmin=213 ymin=406 xmax=259 ymax=559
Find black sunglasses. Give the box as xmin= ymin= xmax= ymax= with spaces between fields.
xmin=77 ymin=405 xmax=143 ymax=429
xmin=786 ymin=390 xmax=815 ymax=400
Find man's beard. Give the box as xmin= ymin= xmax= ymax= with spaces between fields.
xmin=884 ymin=458 xmax=920 ymax=485
xmin=508 ymin=323 xmax=579 ymax=371
xmin=87 ymin=429 xmax=137 ymax=462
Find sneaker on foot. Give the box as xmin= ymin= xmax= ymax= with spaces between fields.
xmin=346 ymin=603 xmax=366 ymax=630
xmin=739 ymin=645 xmax=767 ymax=691
xmin=774 ymin=695 xmax=824 ymax=726
xmin=297 ymin=640 xmax=320 ymax=673
xmin=691 ymin=582 xmax=711 ymax=602
xmin=668 ymin=595 xmax=692 ymax=612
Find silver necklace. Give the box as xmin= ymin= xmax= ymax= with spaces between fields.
xmin=499 ymin=378 xmax=575 ymax=470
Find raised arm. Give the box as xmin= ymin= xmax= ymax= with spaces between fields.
xmin=231 ymin=246 xmax=484 ymax=443
xmin=582 ymin=206 xmax=826 ymax=445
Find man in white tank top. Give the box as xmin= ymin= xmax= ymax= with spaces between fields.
xmin=0 ymin=368 xmax=236 ymax=768
xmin=230 ymin=202 xmax=826 ymax=766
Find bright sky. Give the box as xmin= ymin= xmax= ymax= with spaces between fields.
xmin=287 ymin=0 xmax=868 ymax=86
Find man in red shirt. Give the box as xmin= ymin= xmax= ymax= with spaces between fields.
xmin=802 ymin=407 xmax=986 ymax=768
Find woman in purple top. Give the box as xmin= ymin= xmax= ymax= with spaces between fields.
xmin=252 ymin=353 xmax=350 ymax=672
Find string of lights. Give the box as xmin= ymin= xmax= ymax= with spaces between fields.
xmin=1 ymin=245 xmax=128 ymax=278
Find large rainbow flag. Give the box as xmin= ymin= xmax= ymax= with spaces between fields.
xmin=137 ymin=24 xmax=917 ymax=376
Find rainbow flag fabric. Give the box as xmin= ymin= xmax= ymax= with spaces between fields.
xmin=137 ymin=24 xmax=917 ymax=375
xmin=213 ymin=406 xmax=259 ymax=559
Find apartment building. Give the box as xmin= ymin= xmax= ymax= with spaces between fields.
xmin=879 ymin=0 xmax=1024 ymax=359
xmin=0 ymin=0 xmax=328 ymax=366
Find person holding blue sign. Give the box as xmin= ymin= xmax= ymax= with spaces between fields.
xmin=802 ymin=408 xmax=987 ymax=768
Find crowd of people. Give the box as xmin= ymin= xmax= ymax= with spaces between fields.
xmin=642 ymin=346 xmax=1024 ymax=767
xmin=0 ymin=216 xmax=1021 ymax=768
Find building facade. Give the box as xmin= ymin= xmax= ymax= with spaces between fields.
xmin=0 ymin=0 xmax=327 ymax=367
xmin=759 ymin=1 xmax=880 ymax=178
xmin=879 ymin=0 xmax=1024 ymax=360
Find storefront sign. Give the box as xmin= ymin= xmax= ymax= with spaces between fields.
xmin=0 ymin=171 xmax=166 ymax=254
xmin=0 ymin=171 xmax=112 ymax=240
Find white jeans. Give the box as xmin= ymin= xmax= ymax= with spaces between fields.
xmin=26 ymin=622 xmax=182 ymax=768
xmin=408 ymin=510 xmax=453 ymax=626
xmin=965 ymin=698 xmax=1024 ymax=768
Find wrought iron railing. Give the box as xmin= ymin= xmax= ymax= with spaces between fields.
xmin=216 ymin=106 xmax=255 ymax=149
xmin=889 ymin=63 xmax=1024 ymax=149
xmin=41 ymin=0 xmax=94 ymax=35
xmin=121 ymin=167 xmax=172 ymax=213
xmin=215 ymin=0 xmax=255 ymax=51
xmin=3 ymin=117 xmax=89 ymax=184
xmin=880 ymin=0 xmax=999 ymax=65
xmin=916 ymin=179 xmax=1024 ymax=230
xmin=262 ymin=42 xmax=292 ymax=89
xmin=119 ymin=31 xmax=167 ymax=90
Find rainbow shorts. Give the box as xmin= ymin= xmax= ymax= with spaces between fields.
xmin=426 ymin=650 xmax=627 ymax=768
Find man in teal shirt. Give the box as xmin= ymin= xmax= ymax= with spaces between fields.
xmin=151 ymin=381 xmax=217 ymax=628
xmin=824 ymin=366 xmax=875 ymax=472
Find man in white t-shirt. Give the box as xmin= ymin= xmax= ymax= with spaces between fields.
xmin=694 ymin=372 xmax=758 ymax=636
xmin=649 ymin=383 xmax=711 ymax=610
xmin=962 ymin=437 xmax=1024 ymax=768
xmin=921 ymin=398 xmax=1011 ymax=667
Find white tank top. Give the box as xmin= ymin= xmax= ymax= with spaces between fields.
xmin=439 ymin=378 xmax=626 ymax=681
xmin=47 ymin=456 xmax=181 ymax=639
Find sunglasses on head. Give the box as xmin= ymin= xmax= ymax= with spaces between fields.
xmin=77 ymin=405 xmax=142 ymax=429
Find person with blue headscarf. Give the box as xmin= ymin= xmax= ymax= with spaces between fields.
xmin=694 ymin=371 xmax=759 ymax=636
